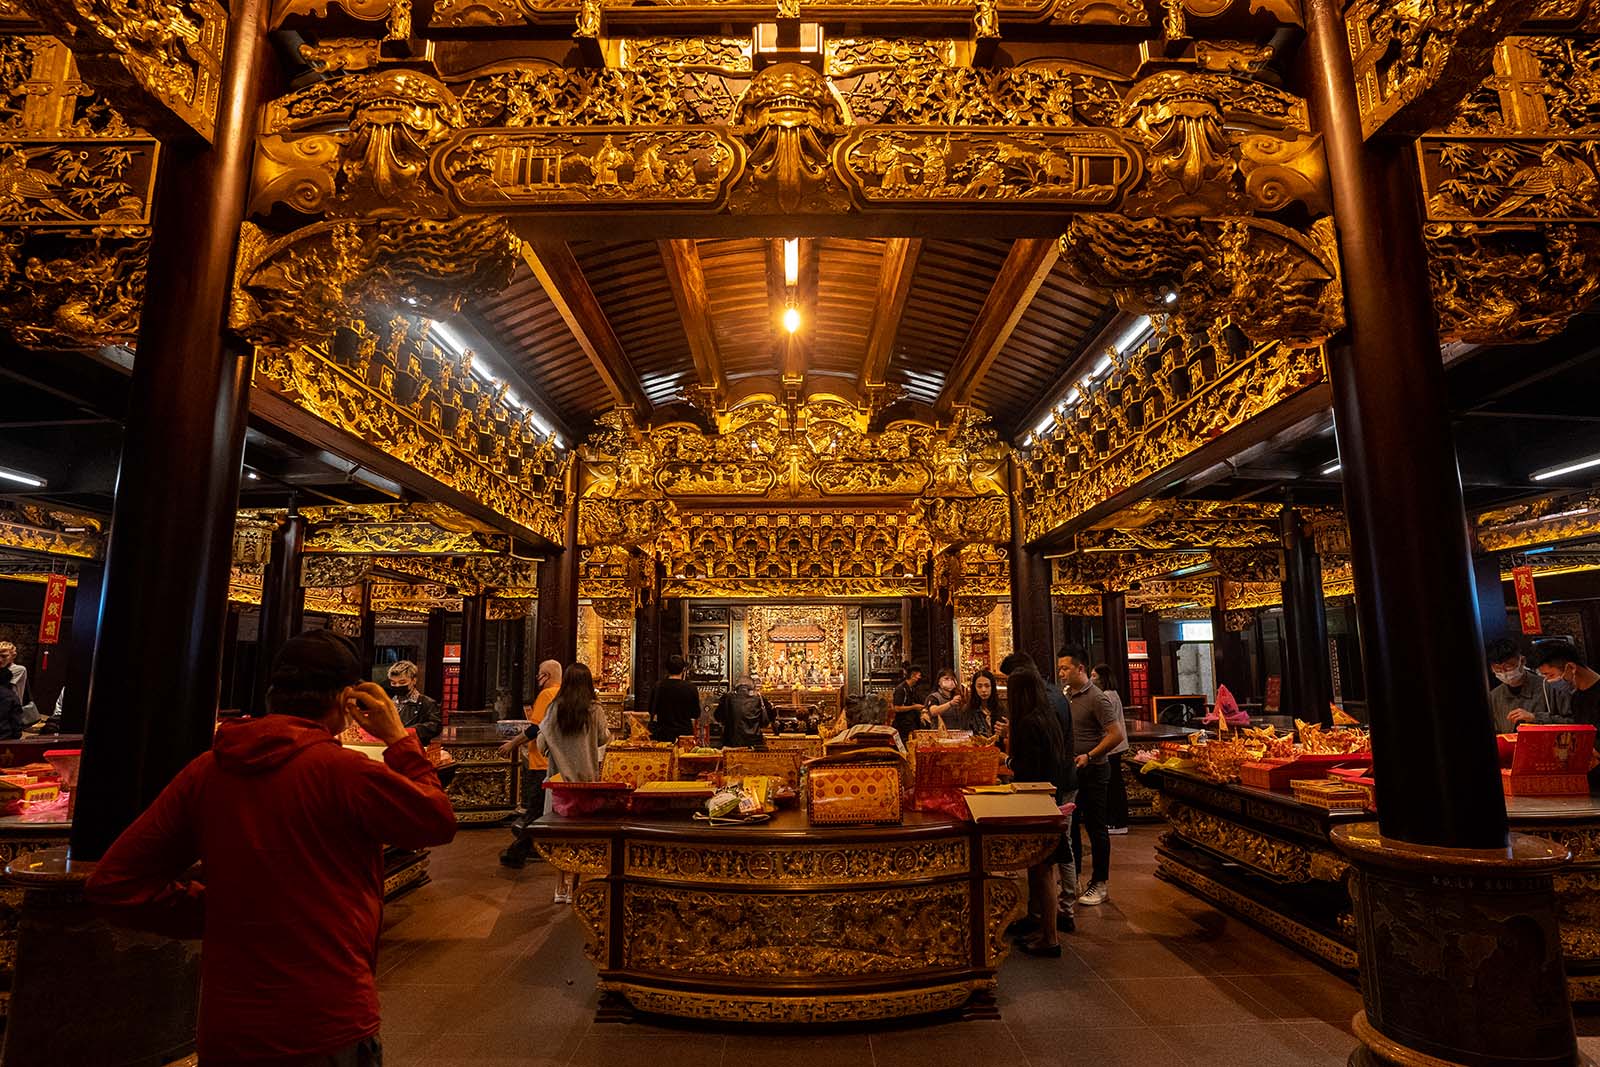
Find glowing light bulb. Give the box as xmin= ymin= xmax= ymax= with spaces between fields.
xmin=782 ymin=305 xmax=801 ymax=333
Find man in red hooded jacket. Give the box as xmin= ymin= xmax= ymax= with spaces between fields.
xmin=86 ymin=629 xmax=457 ymax=1066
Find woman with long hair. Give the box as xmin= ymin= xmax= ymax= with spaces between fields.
xmin=535 ymin=662 xmax=608 ymax=903
xmin=945 ymin=668 xmax=1002 ymax=736
xmin=1004 ymin=666 xmax=1073 ymax=956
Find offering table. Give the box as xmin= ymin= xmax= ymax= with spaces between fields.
xmin=531 ymin=807 xmax=1062 ymax=1024
xmin=1147 ymin=766 xmax=1600 ymax=1002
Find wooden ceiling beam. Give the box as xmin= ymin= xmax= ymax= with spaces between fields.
xmin=859 ymin=238 xmax=922 ymax=398
xmin=933 ymin=238 xmax=1060 ymax=417
xmin=520 ymin=240 xmax=652 ymax=418
xmin=658 ymin=239 xmax=726 ymax=404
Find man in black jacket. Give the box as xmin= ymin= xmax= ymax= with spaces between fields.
xmin=0 ymin=664 xmax=21 ymax=741
xmin=386 ymin=661 xmax=443 ymax=746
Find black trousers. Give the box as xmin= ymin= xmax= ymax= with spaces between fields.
xmin=1106 ymin=752 xmax=1129 ymax=828
xmin=504 ymin=769 xmax=547 ymax=862
xmin=1071 ymin=760 xmax=1112 ymax=884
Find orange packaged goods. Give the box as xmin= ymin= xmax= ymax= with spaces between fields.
xmin=805 ymin=751 xmax=907 ymax=825
xmin=913 ymin=740 xmax=1002 ymax=816
xmin=1239 ymin=758 xmax=1328 ymax=792
xmin=600 ymin=745 xmax=676 ymax=789
xmin=1290 ymin=778 xmax=1369 ymax=811
xmin=723 ymin=748 xmax=805 ymax=789
xmin=1501 ymin=724 xmax=1596 ymax=797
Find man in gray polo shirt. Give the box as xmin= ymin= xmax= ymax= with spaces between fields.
xmin=1058 ymin=645 xmax=1124 ymax=906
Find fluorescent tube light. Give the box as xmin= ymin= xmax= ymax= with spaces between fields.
xmin=1533 ymin=453 xmax=1600 ymax=482
xmin=783 ymin=239 xmax=799 ymax=288
xmin=0 ymin=466 xmax=46 ymax=488
xmin=1321 ymin=461 xmax=1342 ymax=476
xmin=1525 ymin=547 xmax=1556 ymax=555
xmin=1110 ymin=316 xmax=1153 ymax=355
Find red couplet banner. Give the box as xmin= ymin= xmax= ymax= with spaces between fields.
xmin=1512 ymin=566 xmax=1542 ymax=636
xmin=39 ymin=573 xmax=68 ymax=644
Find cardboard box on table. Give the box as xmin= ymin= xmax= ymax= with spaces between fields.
xmin=601 ymin=745 xmax=676 ymax=789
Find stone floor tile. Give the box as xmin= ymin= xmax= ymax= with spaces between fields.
xmin=1012 ymin=1025 xmax=1183 ymax=1067
xmin=1104 ymin=976 xmax=1280 ymax=1027
xmin=1154 ymin=1022 xmax=1345 ymax=1066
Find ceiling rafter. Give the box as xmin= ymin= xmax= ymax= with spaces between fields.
xmin=933 ymin=238 xmax=1060 ymax=416
xmin=859 ymin=237 xmax=923 ymax=402
xmin=1013 ymin=302 xmax=1126 ymax=440
xmin=658 ymin=238 xmax=726 ymax=405
xmin=521 ymin=240 xmax=653 ymax=418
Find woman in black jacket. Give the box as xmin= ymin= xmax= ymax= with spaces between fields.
xmin=1004 ymin=666 xmax=1072 ymax=956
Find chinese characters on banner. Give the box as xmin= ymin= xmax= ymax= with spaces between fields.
xmin=1512 ymin=566 xmax=1541 ymax=635
xmin=38 ymin=573 xmax=68 ymax=644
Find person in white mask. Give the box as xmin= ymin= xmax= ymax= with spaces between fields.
xmin=1486 ymin=638 xmax=1571 ymax=731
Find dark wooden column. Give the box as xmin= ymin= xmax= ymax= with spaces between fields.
xmin=633 ymin=563 xmax=662 ymax=708
xmin=59 ymin=561 xmax=103 ymax=734
xmin=1008 ymin=459 xmax=1053 ymax=670
xmin=69 ymin=0 xmax=270 ymax=862
xmin=459 ymin=593 xmax=488 ymax=710
xmin=1305 ymin=0 xmax=1505 ymax=850
xmin=1100 ymin=591 xmax=1129 ymax=693
xmin=508 ymin=616 xmax=527 ymax=707
xmin=357 ymin=581 xmax=376 ymax=682
xmin=1279 ymin=506 xmax=1333 ymax=725
xmin=535 ymin=492 xmax=581 ymax=668
xmin=252 ymin=510 xmax=306 ymax=713
xmin=423 ymin=608 xmax=446 ymax=702
xmin=1306 ymin=5 xmax=1575 ymax=1066
xmin=1209 ymin=579 xmax=1251 ymax=702
xmin=927 ymin=595 xmax=955 ymax=674
xmin=1140 ymin=607 xmax=1167 ymax=697
xmin=1472 ymin=553 xmax=1511 ymax=649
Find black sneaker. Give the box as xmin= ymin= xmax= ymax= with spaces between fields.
xmin=1056 ymin=912 xmax=1075 ymax=933
xmin=1006 ymin=916 xmax=1040 ymax=938
xmin=499 ymin=847 xmax=527 ymax=869
xmin=1016 ymin=938 xmax=1063 ymax=958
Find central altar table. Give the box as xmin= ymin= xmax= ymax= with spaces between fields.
xmin=531 ymin=807 xmax=1062 ymax=1024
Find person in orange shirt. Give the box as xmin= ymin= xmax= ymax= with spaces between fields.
xmin=498 ymin=660 xmax=562 ymax=868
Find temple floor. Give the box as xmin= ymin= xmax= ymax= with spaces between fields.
xmin=371 ymin=824 xmax=1386 ymax=1066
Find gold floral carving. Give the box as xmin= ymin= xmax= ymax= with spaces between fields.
xmin=1164 ymin=801 xmax=1346 ymax=884
xmin=0 ymin=37 xmax=154 ymax=348
xmin=1428 ymin=223 xmax=1600 ymax=343
xmin=1047 ymin=0 xmax=1148 ymax=25
xmin=984 ymin=877 xmax=1027 ymax=966
xmin=838 ymin=127 xmax=1141 ymax=208
xmin=1058 ymin=215 xmax=1343 ymax=346
xmin=1021 ymin=321 xmax=1326 ymax=541
xmin=981 ymin=833 xmax=1059 ymax=870
xmin=536 ymin=838 xmax=611 ymax=875
xmin=22 ymin=0 xmax=226 ymax=142
xmin=623 ymin=838 xmax=970 ymax=885
xmin=572 ymin=879 xmax=610 ymax=964
xmin=0 ymin=519 xmax=102 ymax=560
xmin=1344 ymin=0 xmax=1540 ymax=140
xmin=1475 ymin=489 xmax=1600 ymax=553
xmin=621 ymin=882 xmax=970 ymax=978
xmin=305 ymin=522 xmax=512 ymax=555
xmin=660 ymin=513 xmax=931 ymax=600
xmin=825 ymin=37 xmax=957 ymax=76
xmin=606 ymin=982 xmax=982 ymax=1024
xmin=621 ymin=36 xmax=752 ymax=73
xmin=435 ymin=128 xmax=741 ymax=212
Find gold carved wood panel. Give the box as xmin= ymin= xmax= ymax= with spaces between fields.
xmin=621 ymin=882 xmax=972 ymax=978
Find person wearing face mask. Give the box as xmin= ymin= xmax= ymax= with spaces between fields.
xmin=922 ymin=668 xmax=964 ymax=728
xmin=86 ymin=630 xmax=456 ymax=1067
xmin=1535 ymin=642 xmax=1600 ymax=728
xmin=1486 ymin=638 xmax=1571 ymax=731
xmin=386 ymin=660 xmax=443 ymax=747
